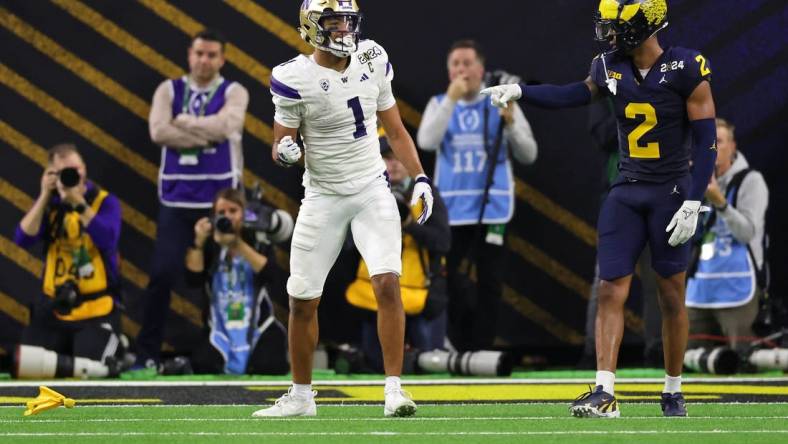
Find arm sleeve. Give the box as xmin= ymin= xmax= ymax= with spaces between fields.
xmin=148 ymin=81 xmax=210 ymax=148
xmin=505 ymin=103 xmax=538 ymax=165
xmin=518 ymin=82 xmax=592 ymax=109
xmin=416 ymin=96 xmax=454 ymax=152
xmin=403 ymin=189 xmax=451 ymax=254
xmin=14 ymin=223 xmax=43 ymax=249
xmin=172 ymin=83 xmax=249 ymax=142
xmin=85 ymin=194 xmax=122 ymax=254
xmin=720 ymin=171 xmax=769 ymax=244
xmin=688 ymin=118 xmax=718 ymax=201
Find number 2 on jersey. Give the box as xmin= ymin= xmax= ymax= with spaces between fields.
xmin=347 ymin=97 xmax=367 ymax=139
xmin=625 ymin=103 xmax=660 ymax=159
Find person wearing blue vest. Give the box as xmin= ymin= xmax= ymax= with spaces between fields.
xmin=686 ymin=118 xmax=769 ymax=352
xmin=135 ymin=29 xmax=249 ymax=368
xmin=417 ymin=39 xmax=538 ymax=351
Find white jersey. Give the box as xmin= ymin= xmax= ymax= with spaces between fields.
xmin=271 ymin=40 xmax=397 ymax=194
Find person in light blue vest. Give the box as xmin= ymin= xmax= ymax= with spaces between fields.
xmin=686 ymin=118 xmax=769 ymax=352
xmin=135 ymin=29 xmax=249 ymax=368
xmin=182 ymin=188 xmax=288 ymax=375
xmin=417 ymin=40 xmax=538 ymax=350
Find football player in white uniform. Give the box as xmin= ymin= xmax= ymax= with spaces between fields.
xmin=252 ymin=0 xmax=432 ymax=418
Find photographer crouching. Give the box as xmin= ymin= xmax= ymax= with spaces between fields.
xmin=13 ymin=143 xmax=123 ymax=378
xmin=176 ymin=188 xmax=288 ymax=375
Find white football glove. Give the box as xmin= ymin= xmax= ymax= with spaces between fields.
xmin=410 ymin=175 xmax=434 ymax=225
xmin=665 ymin=200 xmax=710 ymax=247
xmin=276 ymin=135 xmax=301 ymax=166
xmin=479 ymin=84 xmax=522 ymax=108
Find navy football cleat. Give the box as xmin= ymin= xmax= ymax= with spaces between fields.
xmin=661 ymin=392 xmax=687 ymax=417
xmin=570 ymin=385 xmax=620 ymax=418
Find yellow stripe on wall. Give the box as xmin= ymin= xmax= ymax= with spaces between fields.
xmin=222 ymin=0 xmax=312 ymax=54
xmin=507 ymin=234 xmax=644 ymax=334
xmin=50 ymin=0 xmax=183 ymax=78
xmin=502 ymin=285 xmax=584 ymax=345
xmin=515 ymin=179 xmax=597 ymax=247
xmin=0 ymin=290 xmax=30 ymax=325
xmin=0 ymin=9 xmax=149 ymax=121
xmin=0 ymin=63 xmax=159 ymax=183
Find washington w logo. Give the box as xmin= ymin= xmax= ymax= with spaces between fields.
xmin=337 ymin=0 xmax=354 ymax=8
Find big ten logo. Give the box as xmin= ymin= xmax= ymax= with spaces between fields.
xmin=607 ymin=70 xmax=623 ymax=80
xmin=458 ymin=109 xmax=481 ymax=132
xmin=357 ymin=46 xmax=382 ymax=64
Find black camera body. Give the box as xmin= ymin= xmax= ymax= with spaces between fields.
xmin=212 ymin=215 xmax=234 ymax=234
xmin=59 ymin=167 xmax=80 ymax=188
xmin=53 ymin=280 xmax=80 ymax=314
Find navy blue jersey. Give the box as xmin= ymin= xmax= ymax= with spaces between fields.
xmin=590 ymin=47 xmax=712 ymax=182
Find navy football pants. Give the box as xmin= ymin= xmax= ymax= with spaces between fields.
xmin=597 ymin=175 xmax=692 ymax=281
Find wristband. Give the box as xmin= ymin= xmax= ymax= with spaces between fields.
xmin=415 ymin=174 xmax=431 ymax=185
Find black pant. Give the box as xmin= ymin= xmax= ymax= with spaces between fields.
xmin=446 ymin=225 xmax=505 ymax=351
xmin=135 ymin=205 xmax=207 ymax=364
xmin=21 ymin=300 xmax=122 ymax=361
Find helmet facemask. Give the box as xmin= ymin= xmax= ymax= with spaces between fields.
xmin=314 ymin=11 xmax=362 ymax=58
xmin=593 ymin=4 xmax=668 ymax=53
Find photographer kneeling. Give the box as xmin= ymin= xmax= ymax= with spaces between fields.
xmin=181 ymin=188 xmax=288 ymax=375
xmin=13 ymin=144 xmax=123 ymax=379
xmin=345 ymin=139 xmax=451 ymax=373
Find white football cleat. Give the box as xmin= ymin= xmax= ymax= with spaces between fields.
xmin=384 ymin=389 xmax=417 ymax=417
xmin=251 ymin=388 xmax=317 ymax=417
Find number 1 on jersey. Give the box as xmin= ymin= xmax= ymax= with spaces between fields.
xmin=347 ymin=97 xmax=367 ymax=139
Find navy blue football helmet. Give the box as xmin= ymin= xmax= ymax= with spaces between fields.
xmin=594 ymin=0 xmax=668 ymax=52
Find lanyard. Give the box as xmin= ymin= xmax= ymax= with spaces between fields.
xmin=181 ymin=77 xmax=222 ymax=116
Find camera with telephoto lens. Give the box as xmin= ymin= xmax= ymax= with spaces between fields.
xmin=53 ymin=280 xmax=80 ymax=315
xmin=747 ymin=347 xmax=788 ymax=371
xmin=417 ymin=350 xmax=513 ymax=377
xmin=683 ymin=347 xmax=740 ymax=374
xmin=59 ymin=167 xmax=80 ymax=188
xmin=242 ymin=185 xmax=294 ymax=245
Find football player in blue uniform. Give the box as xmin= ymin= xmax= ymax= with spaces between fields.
xmin=482 ymin=0 xmax=716 ymax=417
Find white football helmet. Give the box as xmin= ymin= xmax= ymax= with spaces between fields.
xmin=299 ymin=0 xmax=362 ymax=58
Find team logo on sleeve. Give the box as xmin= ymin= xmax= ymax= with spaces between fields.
xmin=319 ymin=79 xmax=330 ymax=91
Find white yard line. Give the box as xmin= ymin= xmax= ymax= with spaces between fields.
xmin=2 ymin=377 xmax=787 ymax=387
xmin=2 ymin=416 xmax=788 ymax=423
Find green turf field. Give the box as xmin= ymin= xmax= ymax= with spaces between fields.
xmin=2 ymin=402 xmax=788 ymax=443
xmin=2 ymin=373 xmax=787 ymax=443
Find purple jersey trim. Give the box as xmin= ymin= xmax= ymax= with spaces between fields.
xmin=270 ymin=76 xmax=301 ymax=100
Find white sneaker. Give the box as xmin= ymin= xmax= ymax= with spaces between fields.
xmin=251 ymin=388 xmax=317 ymax=417
xmin=384 ymin=389 xmax=417 ymax=417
